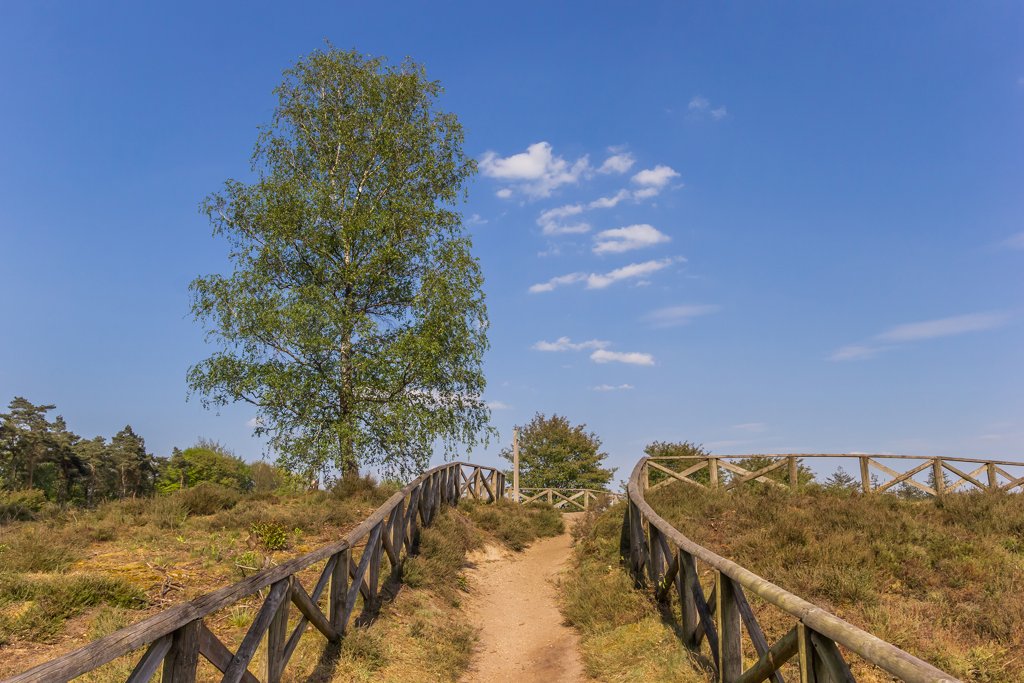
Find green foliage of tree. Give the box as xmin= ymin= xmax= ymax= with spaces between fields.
xmin=158 ymin=440 xmax=253 ymax=493
xmin=188 ymin=47 xmax=490 ymax=481
xmin=733 ymin=455 xmax=815 ymax=487
xmin=250 ymin=461 xmax=306 ymax=494
xmin=501 ymin=413 xmax=615 ymax=490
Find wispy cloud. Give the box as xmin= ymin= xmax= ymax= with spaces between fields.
xmin=481 ymin=142 xmax=590 ymax=198
xmin=593 ymin=224 xmax=671 ymax=254
xmin=732 ymin=422 xmax=767 ymax=432
xmin=590 ymin=349 xmax=655 ymax=366
xmin=644 ymin=304 xmax=719 ymax=328
xmin=486 ymin=401 xmax=512 ymax=410
xmin=532 ymin=337 xmax=610 ymax=352
xmin=588 ymin=189 xmax=631 ymax=209
xmin=529 ymin=257 xmax=679 ymax=293
xmin=875 ymin=312 xmax=1010 ymax=342
xmin=830 ymin=311 xmax=1011 ymax=361
xmin=689 ymin=95 xmax=728 ymax=120
xmin=630 ymin=165 xmax=681 ymax=200
xmin=1000 ymin=232 xmax=1024 ymax=250
xmin=598 ymin=151 xmax=635 ymax=174
xmin=591 ymin=383 xmax=635 ymax=392
xmin=536 ymin=204 xmax=590 ymax=235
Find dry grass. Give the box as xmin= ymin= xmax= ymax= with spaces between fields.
xmin=644 ymin=484 xmax=1024 ymax=682
xmin=560 ymin=503 xmax=707 ymax=682
xmin=0 ymin=485 xmax=563 ymax=682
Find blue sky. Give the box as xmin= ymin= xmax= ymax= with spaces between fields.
xmin=1 ymin=2 xmax=1022 ymax=480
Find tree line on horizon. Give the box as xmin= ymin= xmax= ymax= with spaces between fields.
xmin=0 ymin=396 xmax=299 ymax=510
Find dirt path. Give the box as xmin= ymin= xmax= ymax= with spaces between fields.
xmin=460 ymin=514 xmax=586 ymax=683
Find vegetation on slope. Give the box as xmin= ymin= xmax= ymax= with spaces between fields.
xmin=645 ymin=483 xmax=1024 ymax=681
xmin=0 ymin=480 xmax=561 ymax=681
xmin=560 ymin=503 xmax=707 ymax=682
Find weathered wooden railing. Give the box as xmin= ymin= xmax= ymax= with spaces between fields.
xmin=3 ymin=461 xmax=504 ymax=683
xmin=623 ymin=456 xmax=968 ymax=682
xmin=516 ymin=487 xmax=623 ymax=511
xmin=645 ymin=453 xmax=1024 ymax=496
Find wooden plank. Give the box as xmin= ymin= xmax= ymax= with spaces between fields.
xmin=197 ymin=623 xmax=259 ymax=683
xmin=717 ymin=572 xmax=743 ymax=682
xmin=126 ymin=634 xmax=171 ymax=683
xmin=788 ymin=456 xmax=799 ymax=491
xmin=291 ymin=579 xmax=339 ymax=642
xmin=735 ymin=626 xmax=797 ymax=683
xmin=734 ymin=582 xmax=785 ymax=683
xmin=809 ymin=631 xmax=855 ymax=682
xmin=221 ymin=579 xmax=290 ymax=683
xmin=870 ymin=459 xmax=936 ymax=496
xmin=266 ymin=578 xmax=290 ymax=683
xmin=330 ymin=549 xmax=349 ymax=633
xmin=693 ymin=579 xmax=719 ymax=667
xmin=343 ymin=524 xmax=383 ymax=625
xmin=722 ymin=459 xmax=789 ymax=491
xmin=679 ymin=550 xmax=699 ymax=647
xmin=996 ymin=467 xmax=1024 ymax=492
xmin=797 ymin=623 xmax=813 ymax=683
xmin=932 ymin=459 xmax=946 ymax=495
xmin=648 ymin=459 xmax=709 ymax=491
xmin=859 ymin=456 xmax=871 ymax=494
xmin=709 ymin=457 xmax=720 ymax=489
xmin=161 ymin=619 xmax=200 ymax=683
xmin=941 ymin=462 xmax=987 ymax=492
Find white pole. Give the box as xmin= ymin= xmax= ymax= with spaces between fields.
xmin=513 ymin=427 xmax=520 ymax=503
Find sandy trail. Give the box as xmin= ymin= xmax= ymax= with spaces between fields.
xmin=460 ymin=514 xmax=585 ymax=683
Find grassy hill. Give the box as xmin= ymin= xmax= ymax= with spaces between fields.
xmin=0 ymin=480 xmax=561 ymax=681
xmin=564 ymin=485 xmax=1024 ymax=682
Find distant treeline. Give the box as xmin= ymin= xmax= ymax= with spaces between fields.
xmin=0 ymin=396 xmax=301 ymax=508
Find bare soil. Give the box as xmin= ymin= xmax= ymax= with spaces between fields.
xmin=460 ymin=513 xmax=585 ymax=683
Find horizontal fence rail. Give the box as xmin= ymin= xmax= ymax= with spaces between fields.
xmin=644 ymin=453 xmax=1024 ymax=497
xmin=623 ymin=456 xmax=971 ymax=683
xmin=4 ymin=461 xmax=505 ymax=683
xmin=516 ymin=487 xmax=623 ymax=511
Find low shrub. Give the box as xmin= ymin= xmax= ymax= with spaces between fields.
xmin=0 ymin=527 xmax=79 ymax=572
xmin=175 ymin=481 xmax=240 ymax=515
xmin=0 ymin=490 xmax=49 ymax=523
xmin=462 ymin=499 xmax=563 ymax=551
xmin=249 ymin=521 xmax=288 ymax=551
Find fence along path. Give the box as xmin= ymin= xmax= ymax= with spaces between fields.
xmin=516 ymin=487 xmax=621 ymax=511
xmin=621 ymin=453 xmax=1024 ymax=683
xmin=3 ymin=461 xmax=505 ymax=683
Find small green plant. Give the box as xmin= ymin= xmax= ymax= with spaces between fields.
xmin=249 ymin=521 xmax=288 ymax=551
xmin=175 ymin=481 xmax=240 ymax=515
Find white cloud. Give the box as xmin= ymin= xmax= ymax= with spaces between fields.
xmin=496 ymin=188 xmax=513 ymax=199
xmin=598 ymin=152 xmax=635 ymax=174
xmin=591 ymin=383 xmax=635 ymax=392
xmin=530 ymin=258 xmax=677 ymax=293
xmin=588 ymin=189 xmax=631 ymax=209
xmin=246 ymin=417 xmax=264 ymax=428
xmin=875 ymin=312 xmax=1009 ymax=342
xmin=528 ymin=272 xmax=587 ymax=293
xmin=465 ymin=213 xmax=487 ymax=226
xmin=711 ymin=106 xmax=728 ymax=120
xmin=632 ymin=165 xmax=680 ymax=189
xmin=532 ymin=337 xmax=610 ymax=352
xmin=1001 ymin=232 xmax=1024 ymax=249
xmin=480 ymin=142 xmax=590 ymax=198
xmin=632 ymin=187 xmax=660 ymax=200
xmin=829 ymin=311 xmax=1010 ymax=361
xmin=732 ymin=422 xmax=766 ymax=432
xmin=586 ymin=258 xmax=676 ymax=289
xmin=536 ymin=204 xmax=590 ymax=235
xmin=487 ymin=401 xmax=512 ymax=410
xmin=593 ymin=224 xmax=670 ymax=254
xmin=644 ymin=304 xmax=719 ymax=327
xmin=590 ymin=349 xmax=655 ymax=366
xmin=688 ymin=96 xmax=710 ymax=112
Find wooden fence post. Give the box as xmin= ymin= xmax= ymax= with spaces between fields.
xmin=933 ymin=459 xmax=946 ymax=496
xmin=716 ymin=572 xmax=742 ymax=682
xmin=266 ymin=578 xmax=291 ymax=683
xmin=162 ymin=619 xmax=200 ymax=683
xmin=788 ymin=456 xmax=799 ymax=491
xmin=859 ymin=456 xmax=871 ymax=494
xmin=988 ymin=462 xmax=999 ymax=491
xmin=709 ymin=457 xmax=719 ymax=489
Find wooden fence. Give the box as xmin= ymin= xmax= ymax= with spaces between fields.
xmin=623 ymin=456 xmax=976 ymax=682
xmin=516 ymin=487 xmax=622 ymax=511
xmin=644 ymin=453 xmax=1024 ymax=497
xmin=3 ymin=461 xmax=504 ymax=683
